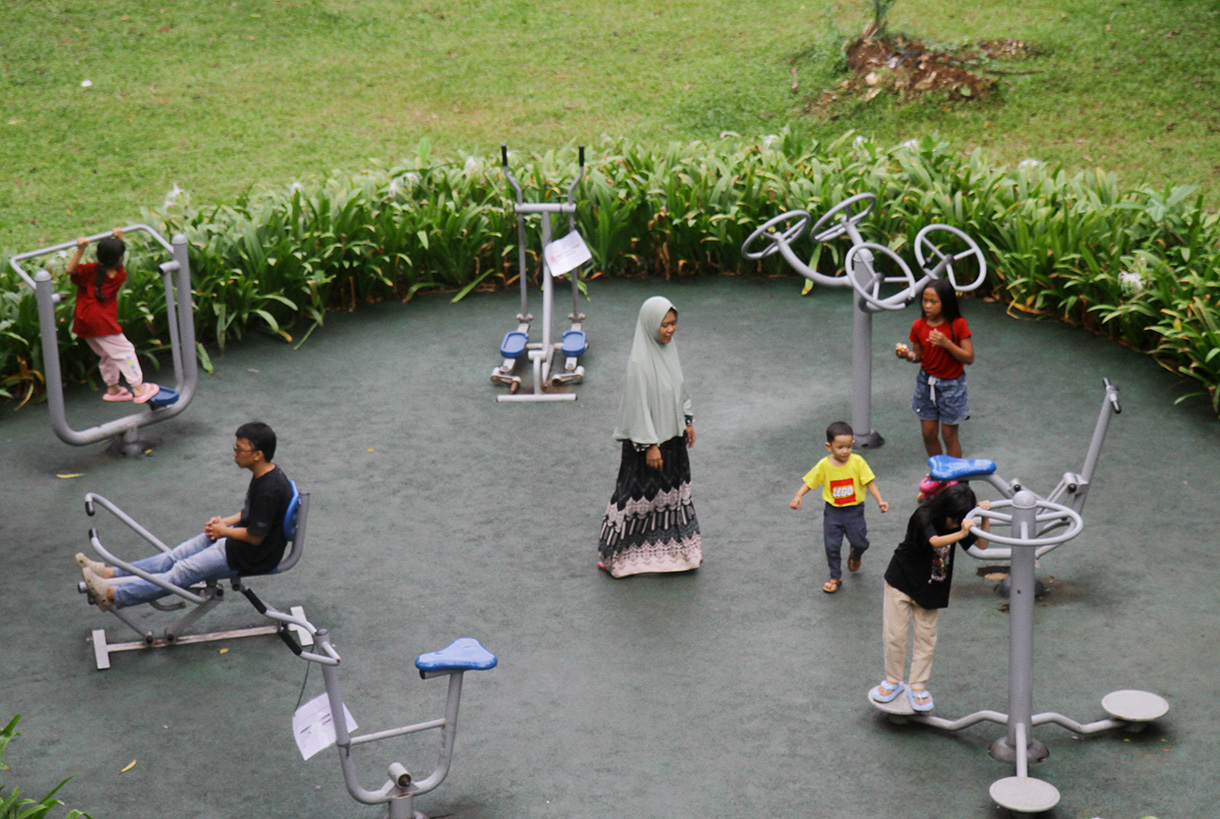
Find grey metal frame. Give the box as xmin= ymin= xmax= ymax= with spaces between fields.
xmin=742 ymin=195 xmax=986 ymax=449
xmin=961 ymin=378 xmax=1122 ymax=562
xmin=78 ymin=490 xmax=312 ymax=670
xmin=8 ymin=226 xmax=198 ymax=454
xmin=491 ymin=145 xmax=587 ymax=402
xmin=248 ymin=595 xmax=494 ymax=819
xmin=868 ymin=381 xmax=1167 ymax=817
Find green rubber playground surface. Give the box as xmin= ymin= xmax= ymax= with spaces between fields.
xmin=2 ymin=277 xmax=1217 ymax=818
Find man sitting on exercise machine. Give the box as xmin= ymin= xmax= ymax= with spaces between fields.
xmin=77 ymin=422 xmax=294 ymax=611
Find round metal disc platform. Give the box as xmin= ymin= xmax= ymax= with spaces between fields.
xmin=867 ymin=688 xmax=916 ymax=715
xmin=989 ymin=776 xmax=1060 ymax=815
xmin=1101 ymin=689 xmax=1169 ymax=722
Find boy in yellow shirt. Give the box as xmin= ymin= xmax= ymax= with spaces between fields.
xmin=790 ymin=421 xmax=889 ymax=593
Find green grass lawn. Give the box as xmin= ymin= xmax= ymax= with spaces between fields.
xmin=2 ymin=0 xmax=1218 ymax=256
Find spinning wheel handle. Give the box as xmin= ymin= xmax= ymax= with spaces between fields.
xmin=966 ymin=497 xmax=1083 ymax=547
xmin=741 ymin=210 xmax=813 ymax=260
xmin=913 ymin=224 xmax=987 ymax=291
xmin=810 ymin=192 xmax=877 ymax=243
xmin=844 ymin=242 xmax=917 ymax=311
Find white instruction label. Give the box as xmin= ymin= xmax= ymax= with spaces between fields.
xmin=293 ymin=692 xmax=358 ymax=760
xmin=543 ymin=231 xmax=592 ymax=278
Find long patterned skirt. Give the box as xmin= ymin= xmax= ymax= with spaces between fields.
xmin=598 ymin=437 xmax=702 ymax=578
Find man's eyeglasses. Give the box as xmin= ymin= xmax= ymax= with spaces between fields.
xmin=233 ymin=445 xmax=255 ymax=454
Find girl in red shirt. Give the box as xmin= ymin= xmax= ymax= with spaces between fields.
xmin=64 ymin=229 xmax=160 ymax=403
xmin=896 ymin=279 xmax=973 ymax=458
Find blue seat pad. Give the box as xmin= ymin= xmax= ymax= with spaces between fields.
xmin=928 ymin=454 xmax=996 ymax=481
xmin=500 ymin=331 xmax=528 ymax=359
xmin=416 ymin=638 xmax=498 ymax=672
xmin=561 ymin=330 xmax=586 ymax=357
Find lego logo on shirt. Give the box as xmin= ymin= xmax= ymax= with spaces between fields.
xmin=830 ymin=478 xmax=858 ymax=505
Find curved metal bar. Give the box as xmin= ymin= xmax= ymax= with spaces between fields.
xmin=88 ymin=527 xmax=209 ymax=606
xmin=965 ymin=501 xmax=1082 ymax=548
xmin=84 ymin=492 xmax=172 ymax=553
xmin=8 ymin=224 xmax=174 ymax=283
xmin=910 ymin=709 xmax=1008 ymax=731
xmin=1031 ymin=712 xmax=1123 ymax=736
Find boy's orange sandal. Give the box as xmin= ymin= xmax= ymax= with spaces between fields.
xmin=822 ymin=578 xmax=841 ymax=593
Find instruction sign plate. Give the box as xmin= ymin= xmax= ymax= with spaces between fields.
xmin=543 ymin=231 xmax=592 ymax=278
xmin=293 ymin=692 xmax=358 ymax=760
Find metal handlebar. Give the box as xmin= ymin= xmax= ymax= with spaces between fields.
xmin=9 ymin=224 xmax=176 ymax=289
xmin=966 ymin=498 xmax=1083 ymax=548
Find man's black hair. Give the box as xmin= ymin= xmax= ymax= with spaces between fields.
xmin=235 ymin=421 xmax=276 ymax=461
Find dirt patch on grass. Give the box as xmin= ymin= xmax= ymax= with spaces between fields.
xmin=806 ymin=35 xmax=1035 ymax=117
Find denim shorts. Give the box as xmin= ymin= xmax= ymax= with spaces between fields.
xmin=911 ymin=370 xmax=969 ymax=425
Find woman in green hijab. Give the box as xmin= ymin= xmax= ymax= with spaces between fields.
xmin=597 ymin=296 xmax=702 ymax=577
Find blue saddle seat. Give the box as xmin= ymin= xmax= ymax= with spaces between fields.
xmin=500 ymin=331 xmax=528 ymax=359
xmin=147 ymin=386 xmax=180 ymax=410
xmin=928 ymin=454 xmax=997 ymax=481
xmin=561 ymin=330 xmax=586 ymax=357
xmin=415 ymin=638 xmax=498 ymax=673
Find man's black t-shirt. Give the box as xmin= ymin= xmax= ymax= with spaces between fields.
xmin=225 ymin=465 xmax=294 ymax=575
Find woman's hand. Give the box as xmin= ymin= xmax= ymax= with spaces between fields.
xmin=646 ymin=445 xmax=663 ymax=470
xmin=685 ymin=424 xmax=695 ymax=448
xmin=928 ymin=329 xmax=950 ymax=348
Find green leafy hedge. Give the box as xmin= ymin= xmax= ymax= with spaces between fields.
xmin=2 ymin=132 xmax=1217 ymax=409
xmin=1 ymin=716 xmax=90 ymax=819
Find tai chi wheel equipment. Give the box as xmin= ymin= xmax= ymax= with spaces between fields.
xmin=744 ymin=193 xmax=986 ymax=449
xmin=868 ymin=489 xmax=1168 ymax=817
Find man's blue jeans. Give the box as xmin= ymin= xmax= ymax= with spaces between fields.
xmin=111 ymin=532 xmax=235 ymax=609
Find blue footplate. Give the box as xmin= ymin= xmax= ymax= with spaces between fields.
xmin=416 ymin=638 xmax=498 ymax=673
xmin=148 ymin=386 xmax=179 ymax=409
xmin=561 ymin=330 xmax=586 ymax=357
xmin=928 ymin=454 xmax=997 ymax=481
xmin=500 ymin=331 xmax=528 ymax=359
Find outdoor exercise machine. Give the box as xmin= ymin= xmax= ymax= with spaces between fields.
xmin=9 ymin=225 xmax=198 ymax=456
xmin=869 ymin=381 xmax=1167 ymax=817
xmin=246 ymin=592 xmax=497 ymax=819
xmin=77 ymin=483 xmax=311 ymax=670
xmin=742 ymin=193 xmax=986 ymax=448
xmin=491 ymin=144 xmax=590 ymax=402
xmin=933 ymin=377 xmax=1122 ymax=569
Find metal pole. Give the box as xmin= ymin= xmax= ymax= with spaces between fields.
xmin=1079 ymin=380 xmax=1119 ymax=484
xmin=990 ymin=490 xmax=1047 ymax=765
xmin=33 ymin=270 xmax=79 ymax=445
xmin=540 ymin=215 xmax=554 ymax=366
xmin=848 ymin=249 xmax=882 ymax=448
xmin=170 ymin=234 xmax=198 ymax=405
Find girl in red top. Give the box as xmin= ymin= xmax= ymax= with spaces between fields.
xmin=896 ymin=279 xmax=973 ymax=458
xmin=64 ymin=229 xmax=159 ymax=403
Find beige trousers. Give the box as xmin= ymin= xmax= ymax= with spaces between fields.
xmin=882 ymin=581 xmax=939 ymax=689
